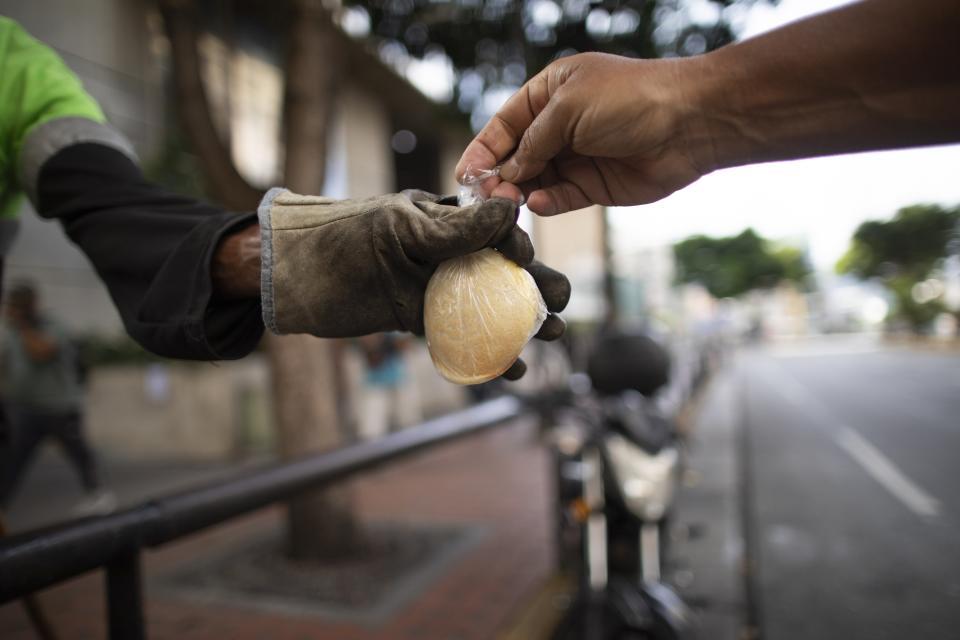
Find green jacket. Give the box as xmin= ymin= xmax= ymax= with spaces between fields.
xmin=0 ymin=17 xmax=134 ymax=248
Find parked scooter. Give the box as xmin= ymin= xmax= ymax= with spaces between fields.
xmin=549 ymin=331 xmax=691 ymax=640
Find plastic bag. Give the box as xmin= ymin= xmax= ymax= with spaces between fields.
xmin=422 ymin=167 xmax=547 ymax=385
xmin=457 ymin=165 xmax=501 ymax=207
xmin=425 ymin=249 xmax=548 ymax=384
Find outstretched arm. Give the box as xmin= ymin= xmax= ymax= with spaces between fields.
xmin=696 ymin=0 xmax=960 ymax=170
xmin=3 ymin=18 xmax=264 ymax=359
xmin=34 ymin=143 xmax=265 ymax=360
xmin=458 ymin=0 xmax=960 ymax=216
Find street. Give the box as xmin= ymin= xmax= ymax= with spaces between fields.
xmin=739 ymin=339 xmax=960 ymax=639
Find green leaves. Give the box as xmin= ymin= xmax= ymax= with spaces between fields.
xmin=343 ymin=0 xmax=774 ymax=127
xmin=837 ymin=204 xmax=959 ymax=281
xmin=837 ymin=204 xmax=959 ymax=332
xmin=673 ymin=228 xmax=810 ymax=299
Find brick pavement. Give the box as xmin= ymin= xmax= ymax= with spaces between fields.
xmin=0 ymin=418 xmax=554 ymax=640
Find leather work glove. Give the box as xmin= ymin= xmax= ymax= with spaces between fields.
xmin=258 ymin=189 xmax=570 ymax=379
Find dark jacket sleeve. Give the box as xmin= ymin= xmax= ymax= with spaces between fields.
xmin=36 ymin=142 xmax=264 ymax=360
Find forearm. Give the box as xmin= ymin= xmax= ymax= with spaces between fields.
xmin=689 ymin=0 xmax=960 ymax=170
xmin=37 ymin=143 xmax=264 ymax=360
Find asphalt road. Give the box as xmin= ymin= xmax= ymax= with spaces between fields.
xmin=738 ymin=339 xmax=960 ymax=640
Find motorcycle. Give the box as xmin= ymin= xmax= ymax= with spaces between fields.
xmin=548 ymin=331 xmax=692 ymax=640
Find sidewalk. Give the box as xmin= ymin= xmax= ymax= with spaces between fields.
xmin=668 ymin=365 xmax=751 ymax=640
xmin=0 ymin=418 xmax=554 ymax=640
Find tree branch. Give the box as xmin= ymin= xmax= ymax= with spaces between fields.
xmin=158 ymin=0 xmax=263 ymax=211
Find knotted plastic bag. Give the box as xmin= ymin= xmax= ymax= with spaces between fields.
xmin=423 ymin=167 xmax=547 ymax=385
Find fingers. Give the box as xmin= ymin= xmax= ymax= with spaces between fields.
xmin=495 ymin=226 xmax=534 ymax=266
xmin=455 ymin=127 xmax=511 ymax=183
xmin=502 ymin=315 xmax=567 ymax=381
xmin=535 ymin=313 xmax=566 ymax=341
xmin=526 ymin=260 xmax=571 ymax=313
xmin=455 ymin=77 xmax=542 ymax=178
xmin=455 ymin=68 xmax=555 ymax=180
xmin=501 ymin=358 xmax=527 ymax=381
xmin=409 ymin=197 xmax=518 ymax=262
xmin=499 ymin=97 xmax=571 ymax=185
xmin=489 ymin=180 xmax=525 ymax=203
xmin=463 ymin=174 xmax=523 ymax=205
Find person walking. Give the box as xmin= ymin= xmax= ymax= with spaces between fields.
xmin=0 ymin=283 xmax=115 ymax=515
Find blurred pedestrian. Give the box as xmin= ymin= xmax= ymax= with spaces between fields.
xmin=0 ymin=283 xmax=115 ymax=515
xmin=355 ymin=333 xmax=421 ymax=441
xmin=458 ymin=0 xmax=960 ymax=216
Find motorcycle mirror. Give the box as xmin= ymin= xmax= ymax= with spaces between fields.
xmin=587 ymin=331 xmax=671 ymax=397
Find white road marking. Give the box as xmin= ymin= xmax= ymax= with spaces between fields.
xmin=761 ymin=362 xmax=942 ymax=520
xmin=834 ymin=427 xmax=941 ymax=518
xmin=770 ymin=345 xmax=882 ymax=359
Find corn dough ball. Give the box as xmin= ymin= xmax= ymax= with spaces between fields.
xmin=425 ymin=248 xmax=547 ymax=385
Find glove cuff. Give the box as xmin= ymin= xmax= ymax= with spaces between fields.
xmin=258 ymin=187 xmax=286 ymax=334
xmin=258 ymin=187 xmax=381 ymax=337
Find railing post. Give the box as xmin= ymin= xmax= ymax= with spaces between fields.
xmin=106 ymin=551 xmax=145 ymax=640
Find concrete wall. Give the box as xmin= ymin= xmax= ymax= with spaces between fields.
xmin=85 ymin=356 xmax=274 ymax=461
xmin=533 ymin=205 xmax=606 ymax=322
xmin=84 ymin=347 xmax=468 ymax=461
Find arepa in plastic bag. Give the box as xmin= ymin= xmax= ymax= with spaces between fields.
xmin=423 ymin=165 xmax=546 ymax=384
xmin=425 ymin=248 xmax=547 ymax=384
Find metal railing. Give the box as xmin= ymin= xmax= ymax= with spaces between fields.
xmin=0 ymin=396 xmax=525 ymax=640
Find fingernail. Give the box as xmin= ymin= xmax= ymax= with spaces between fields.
xmin=500 ymin=160 xmax=518 ymax=182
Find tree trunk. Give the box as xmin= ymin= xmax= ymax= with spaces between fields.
xmin=272 ymin=0 xmax=360 ymax=561
xmin=159 ymin=0 xmax=263 ymax=211
xmin=264 ymin=334 xmax=359 ymax=560
xmin=160 ymin=0 xmax=360 ymax=561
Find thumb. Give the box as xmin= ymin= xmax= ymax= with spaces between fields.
xmin=407 ymin=197 xmax=517 ymax=262
xmin=500 ymin=97 xmax=570 ymax=184
xmin=527 ymin=181 xmax=593 ymax=217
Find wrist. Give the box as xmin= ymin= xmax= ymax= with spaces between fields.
xmin=667 ymin=52 xmax=732 ymax=176
xmin=689 ymin=43 xmax=796 ymax=171
xmin=212 ymin=222 xmax=261 ymax=300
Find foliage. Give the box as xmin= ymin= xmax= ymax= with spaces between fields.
xmin=837 ymin=204 xmax=959 ymax=331
xmin=887 ymin=277 xmax=945 ymax=332
xmin=673 ymin=228 xmax=810 ymax=299
xmin=343 ymin=0 xmax=775 ymax=129
xmin=837 ymin=204 xmax=959 ymax=280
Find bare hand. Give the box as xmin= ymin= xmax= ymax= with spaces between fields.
xmin=456 ymin=52 xmax=713 ymax=216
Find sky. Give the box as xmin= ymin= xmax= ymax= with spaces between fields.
xmin=611 ymin=0 xmax=960 ymax=269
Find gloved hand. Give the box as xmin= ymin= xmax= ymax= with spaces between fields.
xmin=259 ymin=189 xmax=570 ymax=378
